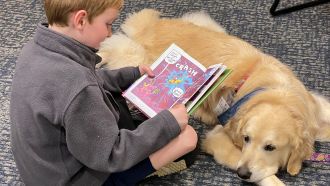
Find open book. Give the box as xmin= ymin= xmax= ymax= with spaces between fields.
xmin=123 ymin=43 xmax=232 ymax=118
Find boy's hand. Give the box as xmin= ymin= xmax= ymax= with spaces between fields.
xmin=169 ymin=104 xmax=189 ymax=131
xmin=139 ymin=64 xmax=155 ymax=77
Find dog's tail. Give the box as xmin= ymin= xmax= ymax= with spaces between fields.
xmin=311 ymin=92 xmax=330 ymax=141
xmin=121 ymin=9 xmax=161 ymax=38
xmin=181 ymin=11 xmax=226 ymax=33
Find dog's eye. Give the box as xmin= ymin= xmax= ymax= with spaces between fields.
xmin=244 ymin=136 xmax=250 ymax=143
xmin=264 ymin=145 xmax=276 ymax=151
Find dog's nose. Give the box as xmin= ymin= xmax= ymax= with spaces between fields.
xmin=237 ymin=166 xmax=252 ymax=180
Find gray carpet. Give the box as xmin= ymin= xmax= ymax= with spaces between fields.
xmin=1 ymin=0 xmax=329 ymax=185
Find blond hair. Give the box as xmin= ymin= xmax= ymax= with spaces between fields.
xmin=44 ymin=0 xmax=124 ymax=26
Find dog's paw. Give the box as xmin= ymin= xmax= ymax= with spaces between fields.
xmin=202 ymin=125 xmax=242 ymax=169
xmin=202 ymin=125 xmax=224 ymax=155
xmin=207 ymin=125 xmax=223 ymax=136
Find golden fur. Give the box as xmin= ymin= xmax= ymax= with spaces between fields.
xmin=98 ymin=9 xmax=330 ymax=184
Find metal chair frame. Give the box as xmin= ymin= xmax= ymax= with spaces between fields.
xmin=270 ymin=0 xmax=330 ymax=16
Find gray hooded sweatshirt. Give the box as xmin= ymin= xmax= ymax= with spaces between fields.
xmin=10 ymin=23 xmax=180 ymax=186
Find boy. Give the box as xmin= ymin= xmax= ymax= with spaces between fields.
xmin=10 ymin=0 xmax=197 ymax=185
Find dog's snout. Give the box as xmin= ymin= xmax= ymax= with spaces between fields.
xmin=237 ymin=166 xmax=252 ymax=180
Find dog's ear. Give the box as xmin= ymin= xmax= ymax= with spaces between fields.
xmin=287 ymin=115 xmax=315 ymax=175
xmin=225 ymin=117 xmax=246 ymax=148
xmin=284 ymin=91 xmax=317 ymax=175
xmin=287 ymin=131 xmax=312 ymax=175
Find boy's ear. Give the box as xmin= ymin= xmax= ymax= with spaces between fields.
xmin=72 ymin=10 xmax=88 ymax=29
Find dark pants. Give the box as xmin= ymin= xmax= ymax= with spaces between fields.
xmin=103 ymin=92 xmax=155 ymax=186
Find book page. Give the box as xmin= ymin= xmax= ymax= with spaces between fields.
xmin=175 ymin=64 xmax=224 ymax=106
xmin=186 ymin=64 xmax=227 ymax=111
xmin=123 ymin=43 xmax=207 ymax=118
xmin=188 ymin=69 xmax=233 ymax=115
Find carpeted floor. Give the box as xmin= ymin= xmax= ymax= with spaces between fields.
xmin=1 ymin=0 xmax=329 ymax=185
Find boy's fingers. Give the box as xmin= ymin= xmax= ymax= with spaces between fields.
xmin=144 ymin=67 xmax=154 ymax=77
xmin=173 ymin=104 xmax=186 ymax=109
xmin=139 ymin=65 xmax=154 ymax=77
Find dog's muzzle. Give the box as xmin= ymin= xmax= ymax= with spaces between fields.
xmin=237 ymin=165 xmax=252 ymax=180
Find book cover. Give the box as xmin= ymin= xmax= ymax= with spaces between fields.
xmin=123 ymin=43 xmax=229 ymax=118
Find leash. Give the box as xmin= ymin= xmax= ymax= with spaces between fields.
xmin=215 ymin=72 xmax=268 ymax=125
xmin=217 ymin=87 xmax=265 ymax=125
xmin=214 ymin=74 xmax=256 ymax=125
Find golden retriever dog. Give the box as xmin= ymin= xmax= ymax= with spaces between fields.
xmin=97 ymin=9 xmax=330 ymax=186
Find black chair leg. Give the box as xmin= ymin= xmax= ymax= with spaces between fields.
xmin=270 ymin=0 xmax=330 ymax=16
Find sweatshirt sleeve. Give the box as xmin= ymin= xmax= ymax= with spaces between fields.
xmin=96 ymin=66 xmax=140 ymax=92
xmin=63 ymin=85 xmax=180 ymax=173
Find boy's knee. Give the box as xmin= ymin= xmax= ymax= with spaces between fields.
xmin=181 ymin=125 xmax=198 ymax=152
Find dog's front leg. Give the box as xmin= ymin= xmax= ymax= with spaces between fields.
xmin=202 ymin=125 xmax=241 ymax=170
xmin=257 ymin=175 xmax=285 ymax=186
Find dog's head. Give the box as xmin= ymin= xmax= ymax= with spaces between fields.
xmin=222 ymin=90 xmax=316 ymax=182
